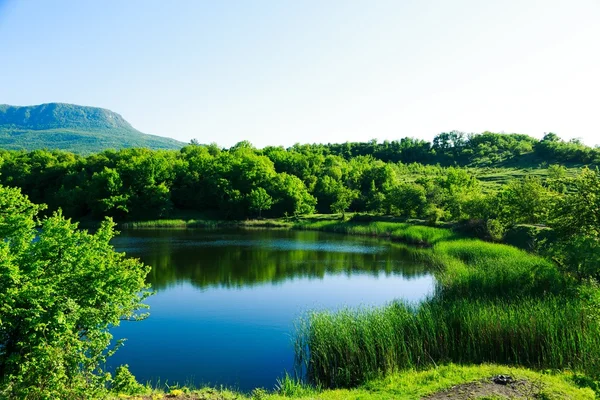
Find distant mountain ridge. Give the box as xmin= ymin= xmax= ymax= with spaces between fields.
xmin=0 ymin=103 xmax=184 ymax=153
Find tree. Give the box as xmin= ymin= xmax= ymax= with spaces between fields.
xmin=248 ymin=187 xmax=273 ymax=218
xmin=330 ymin=186 xmax=359 ymax=218
xmin=497 ymin=177 xmax=554 ymax=225
xmin=549 ymin=168 xmax=600 ymax=279
xmin=269 ymin=173 xmax=316 ymax=216
xmin=434 ymin=168 xmax=481 ymax=220
xmin=88 ymin=167 xmax=129 ymax=219
xmin=0 ymin=185 xmax=150 ymax=398
xmin=387 ymin=183 xmax=427 ymax=218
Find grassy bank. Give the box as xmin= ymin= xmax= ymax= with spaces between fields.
xmin=111 ymin=364 xmax=595 ymax=399
xmin=286 ymin=220 xmax=598 ymax=389
xmin=120 ymin=215 xmax=456 ymax=246
xmin=430 ymin=239 xmax=567 ymax=299
xmin=293 ymin=219 xmax=458 ymax=246
xmin=119 ymin=218 xmax=292 ymax=229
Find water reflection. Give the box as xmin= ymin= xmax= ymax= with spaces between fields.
xmin=113 ymin=229 xmax=430 ymax=290
xmin=109 ymin=228 xmax=434 ymax=391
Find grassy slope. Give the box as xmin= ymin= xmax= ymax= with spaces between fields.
xmin=0 ymin=127 xmax=184 ymax=154
xmin=470 ymin=165 xmax=581 ymax=192
xmin=111 ymin=365 xmax=594 ymax=399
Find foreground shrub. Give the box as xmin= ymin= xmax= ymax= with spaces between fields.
xmin=0 ymin=185 xmax=150 ymax=399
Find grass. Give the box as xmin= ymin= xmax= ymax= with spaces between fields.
xmin=109 ymin=364 xmax=595 ymax=399
xmin=119 ymin=218 xmax=292 ymax=229
xmin=296 ymin=297 xmax=600 ymax=388
xmin=471 ymin=166 xmax=580 ymax=192
xmin=289 ymin=220 xmax=597 ymax=389
xmin=431 ymin=239 xmax=567 ymax=299
xmin=118 ymin=216 xmax=455 ymax=248
xmin=293 ymin=219 xmax=458 ymax=246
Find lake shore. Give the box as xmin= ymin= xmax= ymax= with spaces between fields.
xmin=118 ymin=214 xmax=457 ymax=246
xmin=109 ymin=364 xmax=594 ymax=399
xmin=112 ymin=216 xmax=600 ymax=398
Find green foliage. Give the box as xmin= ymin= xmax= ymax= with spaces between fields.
xmin=433 ymin=239 xmax=565 ymax=299
xmin=111 ymin=364 xmax=147 ymax=395
xmin=0 ymin=134 xmax=595 ymax=225
xmin=295 ymin=219 xmax=458 ymax=246
xmin=248 ymin=187 xmax=274 ymax=217
xmin=497 ymin=176 xmax=554 ymax=224
xmin=275 ymin=373 xmax=317 ymax=397
xmin=386 ymin=183 xmax=427 ymax=218
xmin=251 ymin=387 xmax=268 ymax=400
xmin=329 ymin=186 xmax=358 ymax=217
xmin=0 ymin=185 xmax=150 ymax=398
xmin=293 ymin=220 xmax=596 ymax=390
xmin=549 ymin=168 xmax=600 ymax=279
xmin=107 ymin=364 xmax=596 ymax=399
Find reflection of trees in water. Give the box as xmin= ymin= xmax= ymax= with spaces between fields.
xmin=121 ymin=229 xmax=432 ymax=290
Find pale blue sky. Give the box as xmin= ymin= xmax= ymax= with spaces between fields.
xmin=1 ymin=0 xmax=598 ymax=147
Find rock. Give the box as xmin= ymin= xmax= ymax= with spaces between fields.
xmin=492 ymin=375 xmax=514 ymax=385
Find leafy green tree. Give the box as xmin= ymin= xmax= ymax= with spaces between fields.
xmin=0 ymin=185 xmax=150 ymax=398
xmin=365 ymin=180 xmax=386 ymax=213
xmin=432 ymin=168 xmax=481 ymax=220
xmin=88 ymin=167 xmax=129 ymax=219
xmin=497 ymin=177 xmax=554 ymax=225
xmin=330 ymin=186 xmax=359 ymax=218
xmin=270 ymin=173 xmax=316 ymax=216
xmin=386 ymin=183 xmax=427 ymax=218
xmin=549 ymin=168 xmax=600 ymax=279
xmin=248 ymin=187 xmax=273 ymax=218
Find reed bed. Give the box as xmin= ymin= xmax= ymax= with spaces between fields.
xmin=293 ymin=221 xmax=596 ymax=389
xmin=431 ymin=239 xmax=567 ymax=299
xmin=296 ymin=297 xmax=600 ymax=388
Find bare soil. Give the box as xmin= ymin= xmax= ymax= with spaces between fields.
xmin=424 ymin=378 xmax=545 ymax=399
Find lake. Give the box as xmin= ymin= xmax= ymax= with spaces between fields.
xmin=109 ymin=228 xmax=434 ymax=391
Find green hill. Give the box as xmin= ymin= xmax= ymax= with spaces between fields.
xmin=0 ymin=103 xmax=184 ymax=153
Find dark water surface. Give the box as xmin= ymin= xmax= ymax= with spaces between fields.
xmin=109 ymin=229 xmax=434 ymax=391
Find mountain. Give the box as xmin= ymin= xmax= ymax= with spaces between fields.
xmin=0 ymin=103 xmax=185 ymax=153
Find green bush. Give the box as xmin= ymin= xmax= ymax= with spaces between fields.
xmin=0 ymin=185 xmax=150 ymax=399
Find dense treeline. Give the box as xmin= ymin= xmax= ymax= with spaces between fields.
xmin=312 ymin=131 xmax=600 ymax=166
xmin=0 ymin=132 xmax=596 ymax=225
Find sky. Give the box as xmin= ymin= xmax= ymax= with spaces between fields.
xmin=1 ymin=0 xmax=599 ymax=147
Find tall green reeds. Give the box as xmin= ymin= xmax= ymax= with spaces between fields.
xmin=296 ymin=297 xmax=600 ymax=388
xmin=432 ymin=240 xmax=567 ymax=299
xmin=294 ymin=221 xmax=597 ymax=389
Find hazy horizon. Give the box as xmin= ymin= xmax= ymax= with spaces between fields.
xmin=1 ymin=0 xmax=598 ymax=147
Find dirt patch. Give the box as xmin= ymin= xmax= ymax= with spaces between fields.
xmin=424 ymin=377 xmax=546 ymax=399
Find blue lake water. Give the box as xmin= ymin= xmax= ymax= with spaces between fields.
xmin=109 ymin=228 xmax=434 ymax=391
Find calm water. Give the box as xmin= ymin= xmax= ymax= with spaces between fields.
xmin=109 ymin=229 xmax=434 ymax=391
